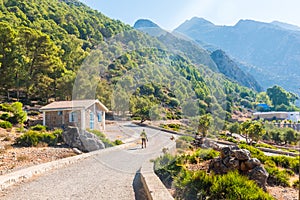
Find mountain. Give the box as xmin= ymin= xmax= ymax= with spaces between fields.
xmin=210 ymin=50 xmax=263 ymax=91
xmin=134 ymin=19 xmax=262 ymax=91
xmin=175 ymin=17 xmax=300 ymax=94
xmin=271 ymin=21 xmax=300 ymax=32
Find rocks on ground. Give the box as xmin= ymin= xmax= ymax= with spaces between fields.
xmin=209 ymin=146 xmax=269 ymax=191
xmin=62 ymin=126 xmax=105 ymax=152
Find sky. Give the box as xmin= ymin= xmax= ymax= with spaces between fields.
xmin=79 ymin=0 xmax=300 ymax=31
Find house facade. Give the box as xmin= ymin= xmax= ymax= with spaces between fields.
xmin=40 ymin=100 xmax=108 ymax=131
xmin=253 ymin=111 xmax=300 ymax=122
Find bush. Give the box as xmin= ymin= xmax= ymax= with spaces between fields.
xmin=113 ymin=139 xmax=123 ymax=145
xmin=270 ymin=155 xmax=299 ymax=173
xmin=174 ymin=170 xmax=274 ymax=200
xmin=0 ymin=112 xmax=10 ymax=121
xmin=265 ymin=166 xmax=290 ymax=187
xmin=255 ymin=143 xmax=277 ymax=149
xmin=0 ymin=102 xmax=27 ymax=124
xmin=30 ymin=124 xmax=47 ymax=131
xmin=154 ymin=153 xmax=182 ymax=188
xmin=195 ymin=148 xmax=219 ymax=161
xmin=0 ymin=121 xmax=12 ymax=129
xmin=16 ymin=130 xmax=62 ymax=147
xmin=178 ymin=136 xmax=194 ymax=143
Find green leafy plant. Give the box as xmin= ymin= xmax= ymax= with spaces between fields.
xmin=30 ymin=124 xmax=47 ymax=131
xmin=16 ymin=129 xmax=63 ymax=147
xmin=0 ymin=121 xmax=12 ymax=129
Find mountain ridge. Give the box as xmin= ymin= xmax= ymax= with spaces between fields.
xmin=174 ymin=17 xmax=300 ymax=94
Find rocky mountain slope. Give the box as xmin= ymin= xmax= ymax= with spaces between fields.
xmin=175 ymin=17 xmax=300 ymax=94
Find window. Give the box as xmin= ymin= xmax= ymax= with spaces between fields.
xmin=69 ymin=112 xmax=78 ymax=122
xmin=90 ymin=112 xmax=94 ymax=129
xmin=97 ymin=111 xmax=102 ymax=122
xmin=58 ymin=111 xmax=63 ymax=116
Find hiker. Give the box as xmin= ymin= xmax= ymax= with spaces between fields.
xmin=140 ymin=129 xmax=148 ymax=148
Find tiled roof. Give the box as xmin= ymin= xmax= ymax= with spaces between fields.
xmin=40 ymin=100 xmax=108 ymax=112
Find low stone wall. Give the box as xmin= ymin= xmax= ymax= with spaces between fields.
xmin=140 ymin=161 xmax=174 ymax=200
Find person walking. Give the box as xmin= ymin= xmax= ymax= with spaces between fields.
xmin=140 ymin=129 xmax=148 ymax=148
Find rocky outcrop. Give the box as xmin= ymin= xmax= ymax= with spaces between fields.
xmin=62 ymin=126 xmax=105 ymax=152
xmin=209 ymin=146 xmax=268 ymax=191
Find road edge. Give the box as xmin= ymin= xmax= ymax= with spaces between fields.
xmin=0 ymin=141 xmax=135 ymax=190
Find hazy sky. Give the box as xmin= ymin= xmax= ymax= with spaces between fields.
xmin=79 ymin=0 xmax=300 ymax=30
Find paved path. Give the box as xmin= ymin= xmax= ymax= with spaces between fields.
xmin=0 ymin=123 xmax=175 ymax=200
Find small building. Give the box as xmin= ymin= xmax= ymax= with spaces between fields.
xmin=253 ymin=111 xmax=300 ymax=122
xmin=40 ymin=99 xmax=108 ymax=131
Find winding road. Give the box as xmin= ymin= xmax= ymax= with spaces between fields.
xmin=0 ymin=123 xmax=176 ymax=200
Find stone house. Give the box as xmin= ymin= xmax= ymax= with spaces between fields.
xmin=40 ymin=99 xmax=108 ymax=131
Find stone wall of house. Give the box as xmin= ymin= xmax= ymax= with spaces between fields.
xmin=45 ymin=110 xmax=81 ymax=129
xmin=85 ymin=105 xmax=104 ymax=131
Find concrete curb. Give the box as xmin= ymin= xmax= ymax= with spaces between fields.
xmin=140 ymin=161 xmax=174 ymax=200
xmin=0 ymin=141 xmax=136 ymax=191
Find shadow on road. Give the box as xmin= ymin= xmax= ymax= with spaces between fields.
xmin=133 ymin=169 xmax=149 ymax=200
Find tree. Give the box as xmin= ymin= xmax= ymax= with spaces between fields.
xmin=0 ymin=22 xmax=19 ymax=98
xmin=198 ymin=114 xmax=212 ymax=137
xmin=17 ymin=27 xmax=64 ymax=100
xmin=131 ymin=96 xmax=154 ymax=123
xmin=284 ymin=128 xmax=297 ymax=144
xmin=240 ymin=121 xmax=252 ymax=144
xmin=248 ymin=121 xmax=265 ymax=145
xmin=228 ymin=122 xmax=240 ymax=134
xmin=266 ymin=85 xmax=290 ymax=107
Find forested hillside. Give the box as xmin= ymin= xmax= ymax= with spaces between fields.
xmin=0 ymin=0 xmax=264 ymax=126
xmin=0 ymin=0 xmax=129 ymax=101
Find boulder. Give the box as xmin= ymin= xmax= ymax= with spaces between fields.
xmin=233 ymin=149 xmax=250 ymax=161
xmin=245 ymin=158 xmax=261 ymax=170
xmin=208 ymin=145 xmax=268 ymax=190
xmin=220 ymin=147 xmax=232 ymax=158
xmin=209 ymin=158 xmax=230 ymax=174
xmin=62 ymin=126 xmax=105 ymax=152
xmin=249 ymin=166 xmax=269 ymax=191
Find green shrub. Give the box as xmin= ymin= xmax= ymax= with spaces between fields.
xmin=30 ymin=124 xmax=47 ymax=131
xmin=210 ymin=171 xmax=274 ymax=200
xmin=8 ymin=102 xmax=27 ymax=124
xmin=0 ymin=112 xmax=10 ymax=121
xmin=178 ymin=136 xmax=194 ymax=143
xmin=27 ymin=111 xmax=40 ymax=116
xmin=174 ymin=170 xmax=274 ymax=200
xmin=16 ymin=130 xmax=62 ymax=147
xmin=265 ymin=166 xmax=290 ymax=187
xmin=0 ymin=121 xmax=12 ymax=129
xmin=195 ymin=148 xmax=219 ymax=161
xmin=16 ymin=130 xmax=39 ymax=146
xmin=270 ymin=155 xmax=299 ymax=173
xmin=255 ymin=143 xmax=277 ymax=149
xmin=113 ymin=139 xmax=123 ymax=145
xmin=154 ymin=153 xmax=182 ymax=188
